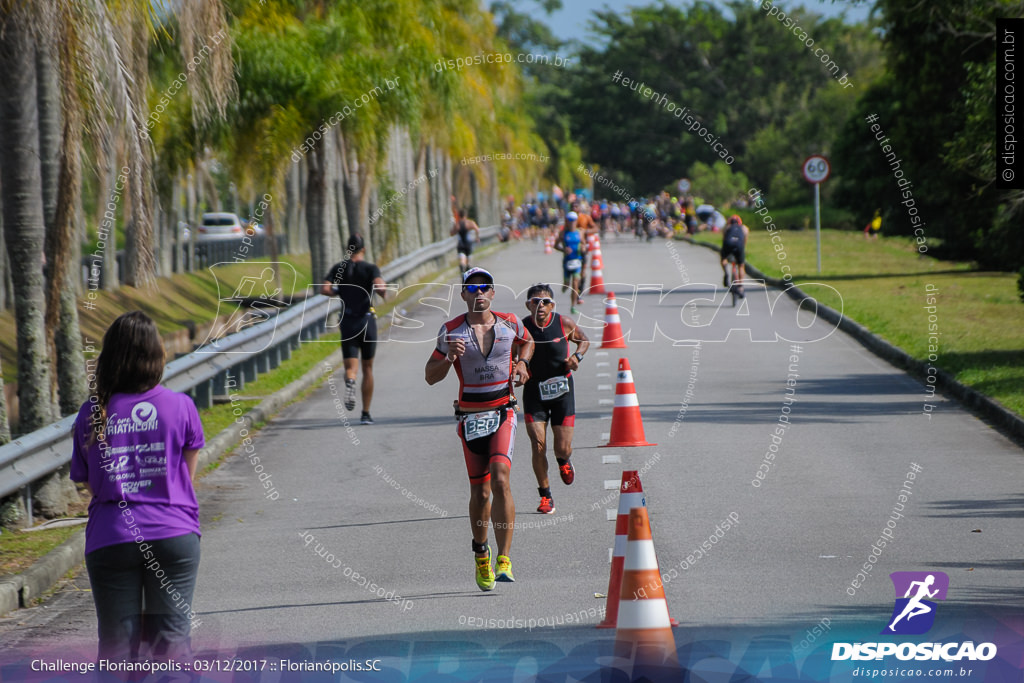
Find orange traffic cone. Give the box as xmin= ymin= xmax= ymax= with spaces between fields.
xmin=599 ymin=292 xmax=627 ymax=349
xmin=544 ymin=236 xmax=553 ymax=254
xmin=616 ymin=506 xmax=679 ymax=671
xmin=599 ymin=471 xmax=678 ymax=630
xmin=598 ymin=471 xmax=646 ymax=629
xmin=589 ymin=259 xmax=606 ymax=294
xmin=605 ymin=358 xmax=656 ymax=447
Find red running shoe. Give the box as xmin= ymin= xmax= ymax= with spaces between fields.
xmin=558 ymin=460 xmax=575 ymax=485
xmin=537 ymin=496 xmax=555 ymax=514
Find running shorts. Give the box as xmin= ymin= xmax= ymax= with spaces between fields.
xmin=340 ymin=313 xmax=378 ymax=360
xmin=523 ymin=375 xmax=576 ymax=426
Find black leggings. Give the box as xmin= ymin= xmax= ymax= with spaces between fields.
xmin=85 ymin=532 xmax=200 ymax=661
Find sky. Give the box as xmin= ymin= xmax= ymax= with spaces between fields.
xmin=539 ymin=0 xmax=874 ymax=44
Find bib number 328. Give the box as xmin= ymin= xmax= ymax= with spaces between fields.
xmin=464 ymin=411 xmax=501 ymax=440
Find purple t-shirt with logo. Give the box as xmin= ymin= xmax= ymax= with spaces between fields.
xmin=70 ymin=385 xmax=205 ymax=554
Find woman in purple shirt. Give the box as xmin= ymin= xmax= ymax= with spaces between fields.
xmin=71 ymin=311 xmax=204 ymax=661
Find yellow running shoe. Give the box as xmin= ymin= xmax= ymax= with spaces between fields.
xmin=475 ymin=547 xmax=495 ymax=591
xmin=495 ymin=555 xmax=515 ymax=582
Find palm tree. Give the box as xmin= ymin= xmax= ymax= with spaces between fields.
xmin=0 ymin=356 xmax=10 ymax=445
xmin=0 ymin=0 xmax=56 ymax=432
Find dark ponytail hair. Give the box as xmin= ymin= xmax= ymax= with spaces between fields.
xmin=88 ymin=311 xmax=165 ymax=443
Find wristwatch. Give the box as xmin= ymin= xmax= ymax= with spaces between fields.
xmin=518 ymin=358 xmax=531 ymax=369
xmin=573 ymin=352 xmax=584 ymax=362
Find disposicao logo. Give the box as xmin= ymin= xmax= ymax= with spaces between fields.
xmin=832 ymin=571 xmax=997 ymax=662
xmin=884 ymin=571 xmax=948 ymax=635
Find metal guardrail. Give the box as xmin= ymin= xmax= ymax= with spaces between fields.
xmin=0 ymin=226 xmax=499 ymax=510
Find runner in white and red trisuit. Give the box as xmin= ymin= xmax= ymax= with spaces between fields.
xmin=424 ymin=267 xmax=534 ymax=591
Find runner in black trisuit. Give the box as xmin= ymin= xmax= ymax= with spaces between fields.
xmin=321 ymin=234 xmax=388 ymax=424
xmin=521 ymin=284 xmax=589 ymax=514
xmin=451 ymin=208 xmax=480 ymax=273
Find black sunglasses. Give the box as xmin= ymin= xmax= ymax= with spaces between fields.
xmin=464 ymin=283 xmax=493 ymax=293
xmin=529 ymin=297 xmax=555 ymax=305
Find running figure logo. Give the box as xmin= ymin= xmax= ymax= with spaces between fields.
xmin=883 ymin=571 xmax=949 ymax=635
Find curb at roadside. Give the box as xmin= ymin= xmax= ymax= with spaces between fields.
xmin=681 ymin=236 xmax=1024 ymax=446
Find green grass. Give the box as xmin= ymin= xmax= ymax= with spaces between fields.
xmin=689 ymin=228 xmax=1024 ymax=416
xmin=198 ymin=339 xmax=339 ymax=438
xmin=0 ymin=524 xmax=82 ymax=578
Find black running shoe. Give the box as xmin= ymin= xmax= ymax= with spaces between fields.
xmin=360 ymin=412 xmax=374 ymax=425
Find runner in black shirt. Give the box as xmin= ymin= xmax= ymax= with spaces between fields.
xmin=521 ymin=283 xmax=589 ymax=514
xmin=451 ymin=208 xmax=480 ymax=274
xmin=321 ymin=234 xmax=388 ymax=424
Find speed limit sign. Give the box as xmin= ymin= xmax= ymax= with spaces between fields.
xmin=803 ymin=155 xmax=831 ymax=184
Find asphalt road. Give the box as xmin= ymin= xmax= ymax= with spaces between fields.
xmin=2 ymin=236 xmax=1022 ymax=677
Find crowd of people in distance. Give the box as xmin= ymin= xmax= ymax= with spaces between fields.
xmin=499 ymin=190 xmax=745 ymax=244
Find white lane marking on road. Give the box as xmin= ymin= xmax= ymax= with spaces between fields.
xmin=600 ymin=432 xmax=610 ymax=440
xmin=604 ymin=480 xmax=620 ymax=490
xmin=607 ymin=509 xmax=618 ymax=521
xmin=595 ymin=351 xmax=609 ymax=357
xmin=597 ymin=372 xmax=611 ymax=378
xmin=599 ymin=399 xmax=614 ymax=406
xmin=598 ymin=384 xmax=613 ymax=391
xmin=602 ymin=454 xmax=622 ymax=464
xmin=596 ymin=362 xmax=611 ymax=368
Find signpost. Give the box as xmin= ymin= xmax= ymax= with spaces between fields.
xmin=802 ymin=155 xmax=830 ymax=274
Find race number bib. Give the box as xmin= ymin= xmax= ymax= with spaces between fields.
xmin=463 ymin=410 xmax=501 ymax=440
xmin=539 ymin=376 xmax=570 ymax=401
xmin=565 ymin=259 xmax=582 ymax=271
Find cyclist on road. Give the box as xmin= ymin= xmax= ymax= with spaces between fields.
xmin=522 ymin=284 xmax=589 ymax=515
xmin=555 ymin=212 xmax=587 ymax=315
xmin=452 ymin=208 xmax=480 ymax=273
xmin=321 ymin=234 xmax=388 ymax=424
xmin=720 ymin=214 xmax=749 ymax=295
xmin=425 ymin=267 xmax=534 ymax=591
